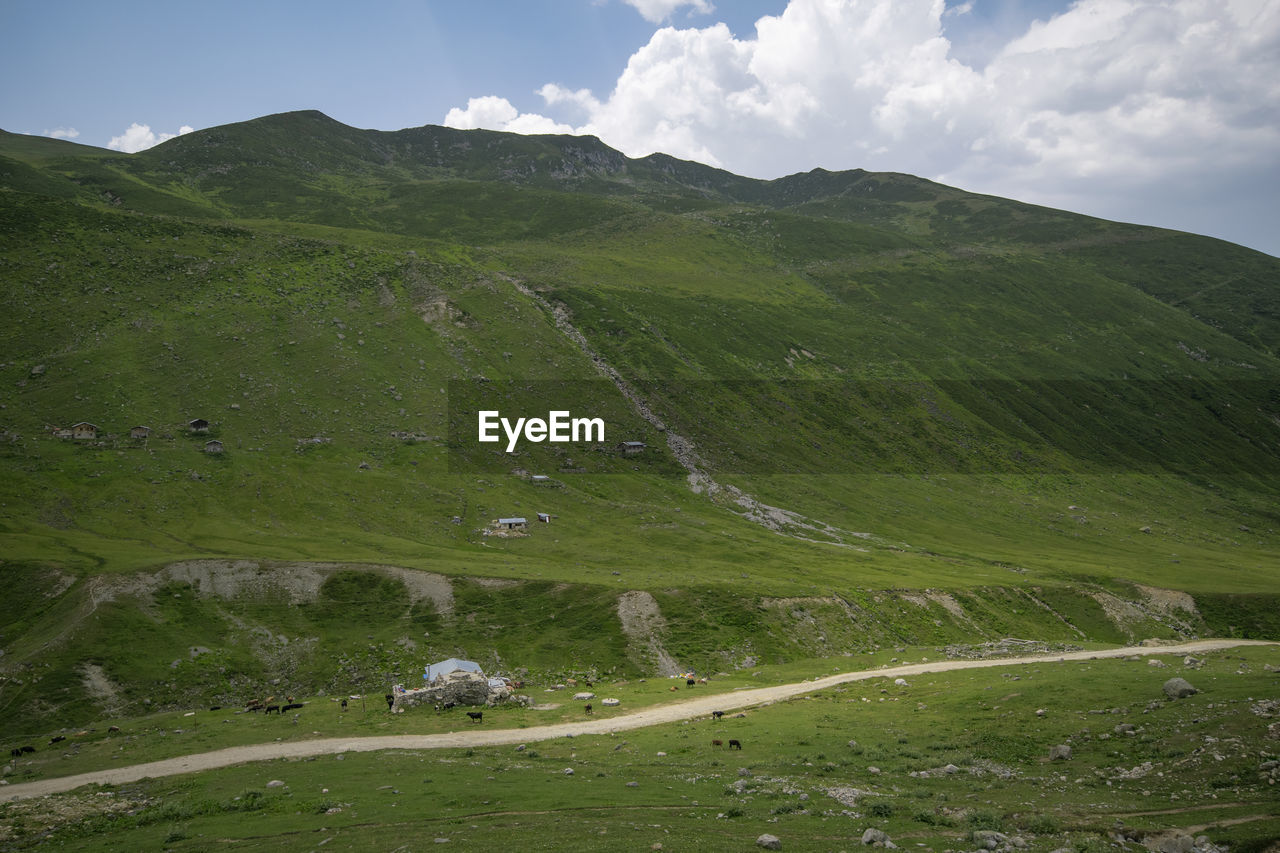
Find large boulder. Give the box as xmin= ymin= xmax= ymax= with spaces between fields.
xmin=756 ymin=834 xmax=782 ymax=850
xmin=1163 ymin=677 xmax=1199 ymax=700
xmin=1049 ymin=744 xmax=1072 ymax=761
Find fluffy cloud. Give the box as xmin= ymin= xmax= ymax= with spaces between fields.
xmin=443 ymin=96 xmax=574 ymax=135
xmin=621 ymin=0 xmax=714 ymax=24
xmin=444 ymin=0 xmax=1280 ymax=253
xmin=107 ymin=122 xmax=195 ymax=153
xmin=43 ymin=127 xmax=80 ymax=140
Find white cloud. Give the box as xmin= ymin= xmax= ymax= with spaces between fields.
xmin=621 ymin=0 xmax=714 ymax=24
xmin=107 ymin=122 xmax=195 ymax=153
xmin=443 ymin=96 xmax=574 ymax=135
xmin=43 ymin=127 xmax=79 ymax=140
xmin=444 ymin=0 xmax=1280 ymax=253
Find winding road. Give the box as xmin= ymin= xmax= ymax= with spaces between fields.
xmin=4 ymin=639 xmax=1274 ymax=802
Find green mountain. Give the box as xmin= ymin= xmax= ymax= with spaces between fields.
xmin=1 ymin=110 xmax=1277 ymax=728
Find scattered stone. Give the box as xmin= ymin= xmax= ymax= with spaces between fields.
xmin=861 ymin=827 xmax=895 ymax=847
xmin=602 ymin=697 xmax=620 ymax=706
xmin=1148 ymin=659 xmax=1167 ymax=667
xmin=756 ymin=834 xmax=783 ymax=850
xmin=867 ymin=766 xmax=881 ymax=775
xmin=266 ymin=780 xmax=285 ymax=788
xmin=973 ymin=830 xmax=1008 ymax=850
xmin=1163 ymin=677 xmax=1199 ymax=700
xmin=515 ymin=744 xmax=526 ymax=752
xmin=739 ymin=767 xmax=752 ymax=777
xmin=1035 ymin=709 xmax=1046 ymax=717
xmin=572 ymin=692 xmax=595 ymax=701
xmin=563 ymin=768 xmax=574 ymax=775
xmin=626 ymin=781 xmax=639 ymax=788
xmin=1049 ymin=744 xmax=1072 ymax=761
xmin=1114 ymin=723 xmax=1136 ymax=735
xmin=943 ymin=763 xmax=959 ymax=774
xmin=893 ymin=678 xmax=908 ymax=686
xmin=656 ymin=751 xmax=667 ymax=757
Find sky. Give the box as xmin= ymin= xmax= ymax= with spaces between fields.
xmin=2 ymin=0 xmax=1277 ymax=256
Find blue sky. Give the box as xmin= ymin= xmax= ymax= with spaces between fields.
xmin=2 ymin=0 xmax=1277 ymax=256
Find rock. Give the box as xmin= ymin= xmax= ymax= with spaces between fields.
xmin=266 ymin=780 xmax=285 ymax=788
xmin=943 ymin=764 xmax=959 ymax=774
xmin=973 ymin=830 xmax=1008 ymax=850
xmin=894 ymin=678 xmax=908 ymax=686
xmin=1139 ymin=525 xmax=1152 ymax=533
xmin=861 ymin=828 xmax=895 ymax=847
xmin=626 ymin=781 xmax=639 ymax=787
xmin=867 ymin=766 xmax=881 ymax=775
xmin=30 ymin=364 xmax=46 ymax=376
xmin=738 ymin=767 xmax=751 ymax=777
xmin=1115 ymin=723 xmax=1136 ymax=735
xmin=1156 ymin=833 xmax=1194 ymax=853
xmin=1163 ymin=677 xmax=1199 ymax=700
xmin=602 ymin=697 xmax=620 ymax=706
xmin=515 ymin=744 xmax=526 ymax=752
xmin=1035 ymin=709 xmax=1046 ymax=717
xmin=572 ymin=692 xmax=595 ymax=701
xmin=756 ymin=834 xmax=783 ymax=850
xmin=1148 ymin=659 xmax=1167 ymax=667
xmin=1049 ymin=744 xmax=1072 ymax=761
xmin=656 ymin=751 xmax=667 ymax=757
xmin=563 ymin=768 xmax=574 ymax=775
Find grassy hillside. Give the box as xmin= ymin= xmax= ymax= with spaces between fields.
xmin=0 ymin=111 xmax=1277 ymax=733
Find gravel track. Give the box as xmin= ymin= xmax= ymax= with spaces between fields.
xmin=4 ymin=638 xmax=1273 ymax=802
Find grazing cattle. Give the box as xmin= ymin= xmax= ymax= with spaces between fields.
xmin=711 ymin=739 xmax=723 ymax=748
xmin=264 ymin=704 xmax=280 ymax=714
xmin=711 ymin=710 xmax=724 ymax=720
xmin=686 ymin=678 xmax=696 ymax=686
xmin=728 ymin=739 xmax=742 ymax=750
xmin=384 ymin=693 xmax=395 ymax=711
xmin=9 ymin=748 xmax=22 ymax=757
xmin=282 ymin=703 xmax=303 ymax=712
xmin=49 ymin=736 xmax=65 ymax=744
xmin=246 ymin=701 xmax=264 ymax=712
xmin=585 ymin=704 xmax=593 ymax=715
xmin=209 ymin=706 xmax=221 ymax=711
xmin=466 ymin=711 xmax=483 ymax=723
xmin=22 ymin=745 xmax=35 ymax=754
xmin=340 ymin=699 xmax=348 ymax=710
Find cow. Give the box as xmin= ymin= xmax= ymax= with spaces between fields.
xmin=21 ymin=745 xmax=34 ymax=754
xmin=49 ymin=736 xmax=65 ymax=744
xmin=340 ymin=699 xmax=348 ymax=710
xmin=209 ymin=705 xmax=221 ymax=711
xmin=585 ymin=704 xmax=593 ymax=715
xmin=686 ymin=678 xmax=696 ymax=686
xmin=264 ymin=704 xmax=280 ymax=714
xmin=107 ymin=726 xmax=120 ymax=733
xmin=9 ymin=747 xmax=22 ymax=758
xmin=711 ymin=739 xmax=723 ymax=748
xmin=282 ymin=703 xmax=303 ymax=712
xmin=711 ymin=710 xmax=725 ymax=720
xmin=385 ymin=693 xmax=395 ymax=711
xmin=466 ymin=711 xmax=483 ymax=723
xmin=728 ymin=739 xmax=742 ymax=750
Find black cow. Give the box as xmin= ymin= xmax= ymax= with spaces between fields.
xmin=264 ymin=704 xmax=280 ymax=714
xmin=9 ymin=747 xmax=22 ymax=758
xmin=585 ymin=704 xmax=593 ymax=715
xmin=728 ymin=739 xmax=742 ymax=750
xmin=282 ymin=703 xmax=303 ymax=712
xmin=340 ymin=699 xmax=348 ymax=710
xmin=466 ymin=711 xmax=483 ymax=723
xmin=711 ymin=710 xmax=725 ymax=720
xmin=385 ymin=693 xmax=395 ymax=711
xmin=686 ymin=678 xmax=696 ymax=686
xmin=49 ymin=735 xmax=65 ymax=745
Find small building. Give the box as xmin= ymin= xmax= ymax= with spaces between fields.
xmin=204 ymin=439 xmax=224 ymax=454
xmin=71 ymin=422 xmax=98 ymax=440
xmin=188 ymin=418 xmax=210 ymax=433
xmin=130 ymin=425 xmax=152 ymax=440
xmin=497 ymin=517 xmax=527 ymax=530
xmin=619 ymin=440 xmax=646 ymax=454
xmin=425 ymin=657 xmax=484 ymax=683
xmin=537 ymin=512 xmax=551 ymax=524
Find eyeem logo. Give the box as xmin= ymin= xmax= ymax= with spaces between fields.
xmin=478 ymin=410 xmax=605 ymax=453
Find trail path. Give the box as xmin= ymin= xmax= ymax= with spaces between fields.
xmin=4 ymin=639 xmax=1273 ymax=801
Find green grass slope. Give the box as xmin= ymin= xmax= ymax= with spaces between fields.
xmin=0 ymin=111 xmax=1277 ymax=731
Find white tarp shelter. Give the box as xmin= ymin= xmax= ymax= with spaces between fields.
xmin=425 ymin=657 xmax=483 ymax=683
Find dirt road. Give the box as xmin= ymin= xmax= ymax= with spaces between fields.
xmin=4 ymin=638 xmax=1273 ymax=801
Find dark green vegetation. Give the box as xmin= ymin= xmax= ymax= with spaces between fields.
xmin=1 ymin=110 xmax=1278 ymax=848
xmin=2 ymin=647 xmax=1277 ymax=851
